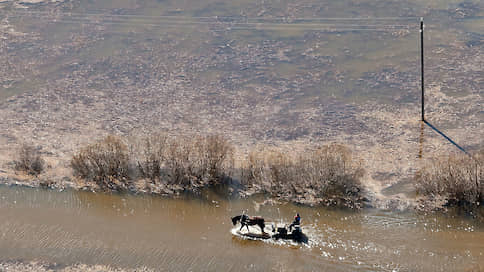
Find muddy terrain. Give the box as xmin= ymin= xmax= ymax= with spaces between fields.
xmin=0 ymin=0 xmax=482 ymax=208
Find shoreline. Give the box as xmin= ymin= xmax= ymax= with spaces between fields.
xmin=1 ymin=177 xmax=483 ymax=228
xmin=0 ymin=170 xmax=472 ymax=215
xmin=2 ymin=136 xmax=370 ymax=209
xmin=3 ymin=173 xmax=483 ymax=218
xmin=0 ymin=172 xmax=369 ymax=209
xmin=1 ymin=141 xmax=481 ymax=214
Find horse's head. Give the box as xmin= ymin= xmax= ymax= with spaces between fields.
xmin=231 ymin=215 xmax=240 ymax=225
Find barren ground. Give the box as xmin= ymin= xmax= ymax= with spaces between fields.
xmin=0 ymin=0 xmax=482 ymax=209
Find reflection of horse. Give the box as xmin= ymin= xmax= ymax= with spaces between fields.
xmin=231 ymin=215 xmax=266 ymax=234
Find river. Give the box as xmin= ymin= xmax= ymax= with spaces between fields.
xmin=0 ymin=186 xmax=482 ymax=271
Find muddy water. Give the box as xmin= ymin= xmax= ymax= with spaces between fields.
xmin=0 ymin=186 xmax=482 ymax=271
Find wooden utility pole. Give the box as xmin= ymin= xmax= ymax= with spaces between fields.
xmin=420 ymin=18 xmax=425 ymax=121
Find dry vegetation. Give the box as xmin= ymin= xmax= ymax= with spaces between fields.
xmin=71 ymin=135 xmax=130 ymax=190
xmin=134 ymin=134 xmax=234 ymax=187
xmin=0 ymin=1 xmax=482 ymax=211
xmin=14 ymin=143 xmax=45 ymax=176
xmin=242 ymin=144 xmax=364 ymax=207
xmin=71 ymin=134 xmax=235 ymax=192
xmin=70 ymin=134 xmax=365 ymax=207
xmin=416 ymin=150 xmax=483 ymax=207
xmin=0 ymin=0 xmax=482 ymax=209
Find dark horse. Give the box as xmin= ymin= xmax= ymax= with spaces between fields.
xmin=231 ymin=215 xmax=266 ymax=234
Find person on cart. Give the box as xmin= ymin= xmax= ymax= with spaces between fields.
xmin=289 ymin=213 xmax=301 ymax=231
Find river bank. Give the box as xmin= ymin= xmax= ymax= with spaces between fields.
xmin=1 ymin=133 xmax=483 ymax=212
xmin=0 ymin=135 xmax=367 ymax=209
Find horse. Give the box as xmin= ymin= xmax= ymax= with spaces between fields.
xmin=231 ymin=215 xmax=266 ymax=234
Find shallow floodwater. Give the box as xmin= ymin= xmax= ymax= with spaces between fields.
xmin=0 ymin=186 xmax=482 ymax=271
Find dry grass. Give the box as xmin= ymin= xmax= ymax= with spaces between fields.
xmin=14 ymin=144 xmax=45 ymax=176
xmin=416 ymin=150 xmax=483 ymax=206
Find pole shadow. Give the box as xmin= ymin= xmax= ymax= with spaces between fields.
xmin=423 ymin=120 xmax=469 ymax=156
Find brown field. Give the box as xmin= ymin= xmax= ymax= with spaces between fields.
xmin=0 ymin=0 xmax=482 ymax=209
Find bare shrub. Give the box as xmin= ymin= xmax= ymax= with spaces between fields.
xmin=204 ymin=135 xmax=234 ymax=181
xmin=135 ymin=134 xmax=234 ymax=187
xmin=14 ymin=144 xmax=45 ymax=176
xmin=243 ymin=144 xmax=364 ymax=206
xmin=136 ymin=133 xmax=168 ymax=183
xmin=416 ymin=150 xmax=483 ymax=205
xmin=242 ymin=147 xmax=294 ymax=193
xmin=71 ymin=135 xmax=130 ymax=190
xmin=297 ymin=144 xmax=364 ymax=198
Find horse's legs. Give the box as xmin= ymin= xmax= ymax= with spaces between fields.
xmin=240 ymin=223 xmax=244 ymax=231
xmin=246 ymin=224 xmax=250 ymax=232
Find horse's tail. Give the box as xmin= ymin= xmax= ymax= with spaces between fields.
xmin=231 ymin=215 xmax=241 ymax=225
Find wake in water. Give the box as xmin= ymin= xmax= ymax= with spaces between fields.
xmin=230 ymin=224 xmax=313 ymax=248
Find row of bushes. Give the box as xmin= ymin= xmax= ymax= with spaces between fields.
xmin=68 ymin=134 xmax=364 ymax=206
xmin=13 ymin=134 xmax=483 ymax=209
xmin=70 ymin=134 xmax=235 ymax=191
xmin=416 ymin=150 xmax=483 ymax=206
xmin=242 ymin=144 xmax=364 ymax=202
